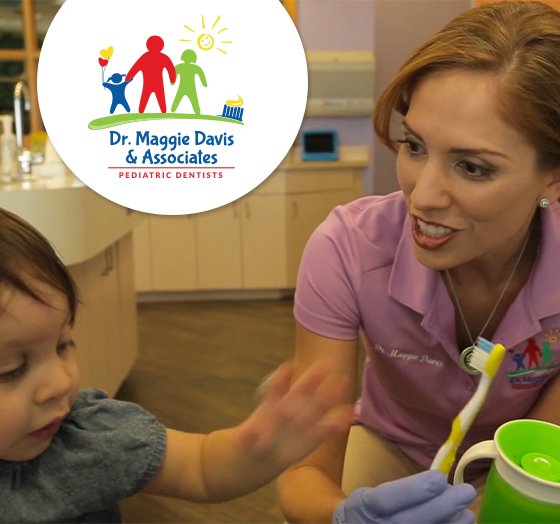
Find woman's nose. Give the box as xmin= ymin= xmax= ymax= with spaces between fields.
xmin=34 ymin=356 xmax=74 ymax=405
xmin=409 ymin=161 xmax=451 ymax=211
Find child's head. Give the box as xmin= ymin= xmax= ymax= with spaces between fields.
xmin=0 ymin=208 xmax=80 ymax=462
xmin=181 ymin=49 xmax=197 ymax=64
xmin=0 ymin=208 xmax=77 ymax=324
xmin=108 ymin=73 xmax=125 ymax=84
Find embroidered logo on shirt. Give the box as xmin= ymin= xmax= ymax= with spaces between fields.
xmin=506 ymin=331 xmax=560 ymax=390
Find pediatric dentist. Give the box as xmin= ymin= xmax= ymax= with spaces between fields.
xmin=278 ymin=1 xmax=560 ymax=522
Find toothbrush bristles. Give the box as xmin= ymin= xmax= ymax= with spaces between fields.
xmin=476 ymin=336 xmax=494 ymax=353
xmin=469 ymin=349 xmax=487 ymax=372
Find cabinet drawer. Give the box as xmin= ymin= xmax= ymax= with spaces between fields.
xmin=256 ymin=169 xmax=360 ymax=194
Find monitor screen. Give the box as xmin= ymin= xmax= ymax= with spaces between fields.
xmin=304 ymin=132 xmax=335 ymax=153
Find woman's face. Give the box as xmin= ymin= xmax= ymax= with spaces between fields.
xmin=397 ymin=69 xmax=560 ymax=271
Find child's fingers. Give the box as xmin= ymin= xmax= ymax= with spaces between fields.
xmin=256 ymin=360 xmax=293 ymax=400
xmin=289 ymin=360 xmax=333 ymax=396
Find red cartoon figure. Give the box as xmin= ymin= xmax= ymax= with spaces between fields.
xmin=522 ymin=337 xmax=542 ymax=369
xmin=126 ymin=35 xmax=177 ymax=113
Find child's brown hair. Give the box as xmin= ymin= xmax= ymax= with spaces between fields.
xmin=0 ymin=207 xmax=78 ymax=323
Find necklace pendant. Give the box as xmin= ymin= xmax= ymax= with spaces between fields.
xmin=460 ymin=346 xmax=482 ymax=375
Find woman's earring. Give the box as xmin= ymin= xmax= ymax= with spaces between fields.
xmin=539 ymin=198 xmax=551 ymax=209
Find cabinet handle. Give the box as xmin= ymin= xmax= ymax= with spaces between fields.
xmin=245 ymin=202 xmax=251 ymax=220
xmin=102 ymin=246 xmax=114 ymax=276
xmin=291 ymin=200 xmax=299 ymax=219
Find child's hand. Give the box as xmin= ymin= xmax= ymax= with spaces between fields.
xmin=234 ymin=361 xmax=353 ymax=469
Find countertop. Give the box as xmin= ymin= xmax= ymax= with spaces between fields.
xmin=0 ymin=170 xmax=144 ymax=266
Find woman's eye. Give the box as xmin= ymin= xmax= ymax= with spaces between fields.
xmin=0 ymin=363 xmax=28 ymax=383
xmin=457 ymin=160 xmax=495 ymax=179
xmin=396 ymin=138 xmax=424 ymax=155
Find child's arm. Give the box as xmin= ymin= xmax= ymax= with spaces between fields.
xmin=141 ymin=361 xmax=353 ymax=502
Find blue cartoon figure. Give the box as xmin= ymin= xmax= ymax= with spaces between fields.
xmin=103 ymin=73 xmax=132 ymax=114
xmin=512 ymin=352 xmax=526 ymax=371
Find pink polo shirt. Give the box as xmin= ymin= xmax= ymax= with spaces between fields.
xmin=295 ymin=191 xmax=560 ymax=471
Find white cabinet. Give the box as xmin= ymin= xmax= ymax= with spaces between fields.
xmin=69 ymin=234 xmax=138 ymax=396
xmin=133 ymin=147 xmax=368 ymax=294
xmin=197 ymin=203 xmax=243 ymax=289
xmin=241 ymin=194 xmax=288 ymax=289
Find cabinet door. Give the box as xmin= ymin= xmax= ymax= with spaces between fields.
xmin=68 ymin=262 xmax=92 ymax=387
xmin=69 ymin=238 xmax=138 ymax=397
xmin=287 ymin=190 xmax=355 ymax=286
xmin=132 ymin=219 xmax=152 ymax=292
xmin=150 ymin=216 xmax=197 ymax=291
xmin=116 ymin=234 xmax=138 ymax=380
xmin=241 ymin=195 xmax=288 ymax=289
xmin=196 ymin=202 xmax=243 ymax=289
xmin=74 ymin=246 xmax=122 ymax=394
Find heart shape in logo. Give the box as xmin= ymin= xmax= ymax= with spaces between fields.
xmin=98 ymin=57 xmax=109 ymax=67
xmin=100 ymin=46 xmax=114 ymax=60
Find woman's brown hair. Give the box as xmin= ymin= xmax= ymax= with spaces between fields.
xmin=374 ymin=1 xmax=560 ymax=170
xmin=0 ymin=207 xmax=78 ymax=324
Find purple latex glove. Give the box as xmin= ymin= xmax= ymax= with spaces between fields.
xmin=332 ymin=470 xmax=476 ymax=524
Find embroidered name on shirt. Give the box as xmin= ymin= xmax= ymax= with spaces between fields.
xmin=374 ymin=344 xmax=443 ymax=367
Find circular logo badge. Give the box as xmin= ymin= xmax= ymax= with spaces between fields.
xmin=38 ymin=0 xmax=307 ymax=215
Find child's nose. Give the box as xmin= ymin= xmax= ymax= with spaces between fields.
xmin=34 ymin=356 xmax=74 ymax=405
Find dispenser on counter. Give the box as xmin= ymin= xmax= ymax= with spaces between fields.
xmin=0 ymin=114 xmax=16 ymax=182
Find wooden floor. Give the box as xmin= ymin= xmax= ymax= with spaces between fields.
xmin=116 ymin=298 xmax=297 ymax=523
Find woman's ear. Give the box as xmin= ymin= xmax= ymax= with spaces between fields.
xmin=545 ymin=167 xmax=560 ymax=203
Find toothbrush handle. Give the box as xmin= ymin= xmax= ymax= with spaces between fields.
xmin=430 ymin=376 xmax=491 ymax=474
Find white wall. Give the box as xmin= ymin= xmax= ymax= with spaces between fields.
xmin=298 ymin=0 xmax=375 ymax=194
xmin=296 ymin=0 xmax=470 ymax=195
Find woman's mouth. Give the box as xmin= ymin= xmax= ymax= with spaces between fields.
xmin=412 ymin=217 xmax=458 ymax=250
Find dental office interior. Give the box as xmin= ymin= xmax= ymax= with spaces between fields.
xmin=0 ymin=0 xmax=542 ymax=522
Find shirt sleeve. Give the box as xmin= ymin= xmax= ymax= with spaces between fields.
xmin=2 ymin=389 xmax=167 ymax=522
xmin=294 ymin=205 xmax=362 ymax=340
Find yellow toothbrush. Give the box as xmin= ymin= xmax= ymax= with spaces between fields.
xmin=431 ymin=337 xmax=507 ymax=475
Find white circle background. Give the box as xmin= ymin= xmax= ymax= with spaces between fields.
xmin=38 ymin=0 xmax=308 ymax=215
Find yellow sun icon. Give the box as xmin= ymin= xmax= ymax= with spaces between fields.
xmin=546 ymin=328 xmax=560 ymax=344
xmin=181 ymin=15 xmax=232 ymax=54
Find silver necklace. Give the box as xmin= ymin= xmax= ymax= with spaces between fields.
xmin=445 ymin=227 xmax=533 ymax=375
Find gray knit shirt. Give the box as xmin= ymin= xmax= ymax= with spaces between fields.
xmin=0 ymin=389 xmax=167 ymax=523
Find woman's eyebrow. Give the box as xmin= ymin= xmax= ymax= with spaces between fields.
xmin=401 ymin=119 xmax=509 ymax=159
xmin=400 ymin=120 xmax=424 ymax=141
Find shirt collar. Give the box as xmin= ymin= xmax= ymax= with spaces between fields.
xmin=527 ymin=203 xmax=560 ymax=320
xmin=388 ymin=214 xmax=439 ymax=316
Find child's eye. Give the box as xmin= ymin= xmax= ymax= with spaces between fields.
xmin=57 ymin=340 xmax=76 ymax=354
xmin=0 ymin=362 xmax=28 ymax=383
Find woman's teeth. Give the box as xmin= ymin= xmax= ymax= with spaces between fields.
xmin=417 ymin=218 xmax=453 ymax=238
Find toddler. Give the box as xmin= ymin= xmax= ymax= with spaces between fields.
xmin=0 ymin=207 xmax=352 ymax=523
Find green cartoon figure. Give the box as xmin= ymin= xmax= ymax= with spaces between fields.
xmin=171 ymin=49 xmax=207 ymax=114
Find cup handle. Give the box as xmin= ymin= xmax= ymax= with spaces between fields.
xmin=453 ymin=440 xmax=497 ymax=484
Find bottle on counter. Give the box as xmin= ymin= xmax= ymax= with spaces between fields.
xmin=0 ymin=114 xmax=17 ymax=181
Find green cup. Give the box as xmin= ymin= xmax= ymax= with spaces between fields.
xmin=453 ymin=419 xmax=560 ymax=523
